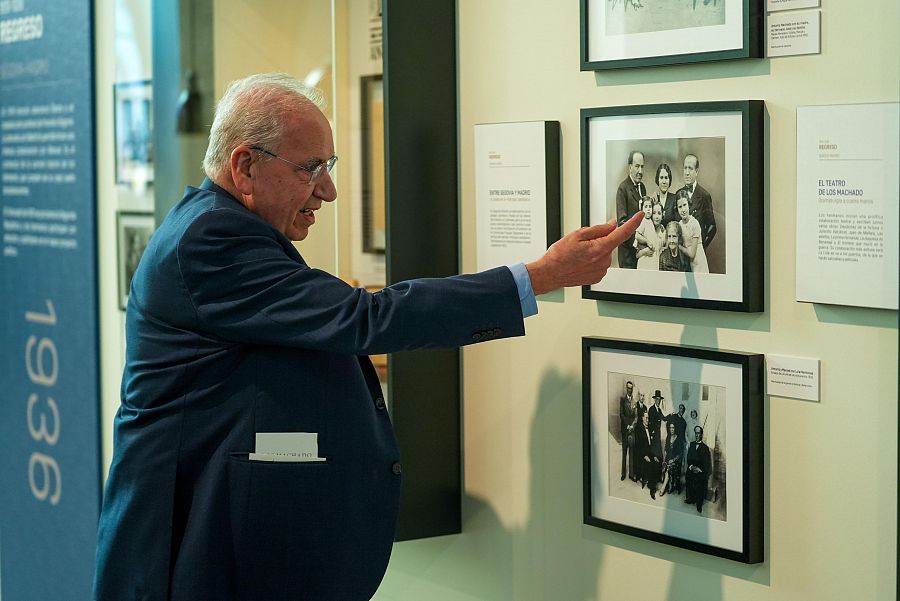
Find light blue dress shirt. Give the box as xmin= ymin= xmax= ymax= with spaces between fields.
xmin=506 ymin=262 xmax=538 ymax=318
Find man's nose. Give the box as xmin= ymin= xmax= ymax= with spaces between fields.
xmin=315 ymin=171 xmax=338 ymax=202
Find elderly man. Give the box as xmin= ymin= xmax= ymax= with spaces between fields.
xmin=635 ymin=412 xmax=662 ymax=499
xmin=680 ymin=153 xmax=717 ymax=250
xmin=685 ymin=425 xmax=713 ymax=513
xmin=615 ymin=150 xmax=646 ymax=269
xmin=619 ymin=381 xmax=637 ymax=481
xmin=92 ymin=73 xmax=642 ymax=600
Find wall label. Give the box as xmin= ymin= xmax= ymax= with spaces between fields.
xmin=766 ymin=355 xmax=820 ymax=402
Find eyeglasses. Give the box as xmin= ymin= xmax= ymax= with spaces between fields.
xmin=250 ymin=146 xmax=338 ymax=184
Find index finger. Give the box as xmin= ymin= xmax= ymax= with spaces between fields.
xmin=600 ymin=211 xmax=644 ymax=248
xmin=575 ymin=219 xmax=617 ymax=241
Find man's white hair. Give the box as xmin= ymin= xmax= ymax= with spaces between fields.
xmin=203 ymin=73 xmax=326 ymax=180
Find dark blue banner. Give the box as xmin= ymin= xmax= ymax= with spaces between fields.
xmin=0 ymin=0 xmax=100 ymax=598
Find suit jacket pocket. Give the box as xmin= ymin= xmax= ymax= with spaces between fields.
xmin=227 ymin=452 xmax=352 ymax=600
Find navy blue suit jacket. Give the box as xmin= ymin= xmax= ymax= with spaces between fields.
xmin=94 ymin=180 xmax=525 ymax=600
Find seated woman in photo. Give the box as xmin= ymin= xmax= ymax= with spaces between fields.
xmin=635 ymin=202 xmax=666 ymax=271
xmin=675 ymin=190 xmax=709 ymax=274
xmin=659 ymin=421 xmax=684 ymax=496
xmin=659 ymin=220 xmax=691 ymax=272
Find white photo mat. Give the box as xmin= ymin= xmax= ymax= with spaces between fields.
xmin=588 ymin=347 xmax=745 ymax=552
xmin=587 ymin=111 xmax=744 ymax=302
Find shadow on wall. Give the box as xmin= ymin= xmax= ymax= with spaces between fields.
xmin=663 ymin=275 xmax=722 ymax=600
xmin=378 ymin=361 xmax=766 ymax=600
xmin=450 ymin=367 xmax=599 ymax=600
xmin=374 ymin=368 xmax=589 ymax=600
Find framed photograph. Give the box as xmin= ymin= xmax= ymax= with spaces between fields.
xmin=581 ymin=100 xmax=764 ymax=312
xmin=580 ymin=0 xmax=764 ymax=70
xmin=114 ymin=80 xmax=154 ymax=187
xmin=582 ymin=337 xmax=763 ymax=563
xmin=116 ymin=211 xmax=155 ymax=310
xmin=361 ymin=74 xmax=385 ymax=254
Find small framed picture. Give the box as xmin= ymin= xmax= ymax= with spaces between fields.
xmin=580 ymin=0 xmax=764 ymax=70
xmin=114 ymin=80 xmax=154 ymax=188
xmin=582 ymin=337 xmax=764 ymax=563
xmin=116 ymin=211 xmax=155 ymax=310
xmin=361 ymin=74 xmax=385 ymax=254
xmin=581 ymin=100 xmax=764 ymax=312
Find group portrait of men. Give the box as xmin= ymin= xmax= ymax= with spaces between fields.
xmin=614 ymin=379 xmax=715 ymax=515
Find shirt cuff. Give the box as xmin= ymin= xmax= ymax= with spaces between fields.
xmin=506 ymin=262 xmax=538 ymax=319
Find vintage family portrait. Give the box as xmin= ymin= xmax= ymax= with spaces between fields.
xmin=582 ymin=337 xmax=764 ymax=562
xmin=581 ymin=101 xmax=764 ymax=311
xmin=605 ymin=137 xmax=726 ymax=275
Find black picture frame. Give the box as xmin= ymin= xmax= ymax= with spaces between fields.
xmin=113 ymin=80 xmax=154 ymax=187
xmin=581 ymin=100 xmax=764 ymax=312
xmin=580 ymin=0 xmax=764 ymax=71
xmin=582 ymin=337 xmax=764 ymax=563
xmin=116 ymin=211 xmax=155 ymax=310
xmin=361 ymin=74 xmax=385 ymax=254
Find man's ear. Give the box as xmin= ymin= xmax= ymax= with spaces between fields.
xmin=230 ymin=145 xmax=255 ymax=195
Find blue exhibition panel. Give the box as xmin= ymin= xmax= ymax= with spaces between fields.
xmin=0 ymin=0 xmax=100 ymax=598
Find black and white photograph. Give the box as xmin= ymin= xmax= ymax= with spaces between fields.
xmin=581 ymin=101 xmax=764 ymax=311
xmin=606 ymin=372 xmax=728 ymax=522
xmin=605 ymin=137 xmax=726 ymax=274
xmin=114 ymin=80 xmax=154 ymax=188
xmin=581 ymin=0 xmax=764 ymax=70
xmin=117 ymin=211 xmax=154 ymax=310
xmin=582 ymin=337 xmax=764 ymax=563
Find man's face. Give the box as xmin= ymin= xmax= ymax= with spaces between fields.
xmin=629 ymin=153 xmax=644 ymax=183
xmin=678 ymin=404 xmax=685 ymax=416
xmin=626 ymin=382 xmax=633 ymax=397
xmin=683 ymin=156 xmax=698 ymax=186
xmin=694 ymin=427 xmax=702 ymax=442
xmin=246 ymin=108 xmax=337 ymax=241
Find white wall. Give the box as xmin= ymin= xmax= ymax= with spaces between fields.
xmin=334 ymin=0 xmax=385 ymax=287
xmin=213 ymin=0 xmax=337 ymax=271
xmin=374 ymin=2 xmax=898 ymax=601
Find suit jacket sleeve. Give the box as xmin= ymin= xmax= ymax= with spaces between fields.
xmin=177 ymin=207 xmax=525 ymax=354
xmin=700 ymin=444 xmax=712 ymax=475
xmin=615 ymin=181 xmax=629 ymax=226
xmin=697 ymin=190 xmax=717 ymax=248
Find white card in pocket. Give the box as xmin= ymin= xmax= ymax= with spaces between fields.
xmin=249 ymin=432 xmax=326 ymax=462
